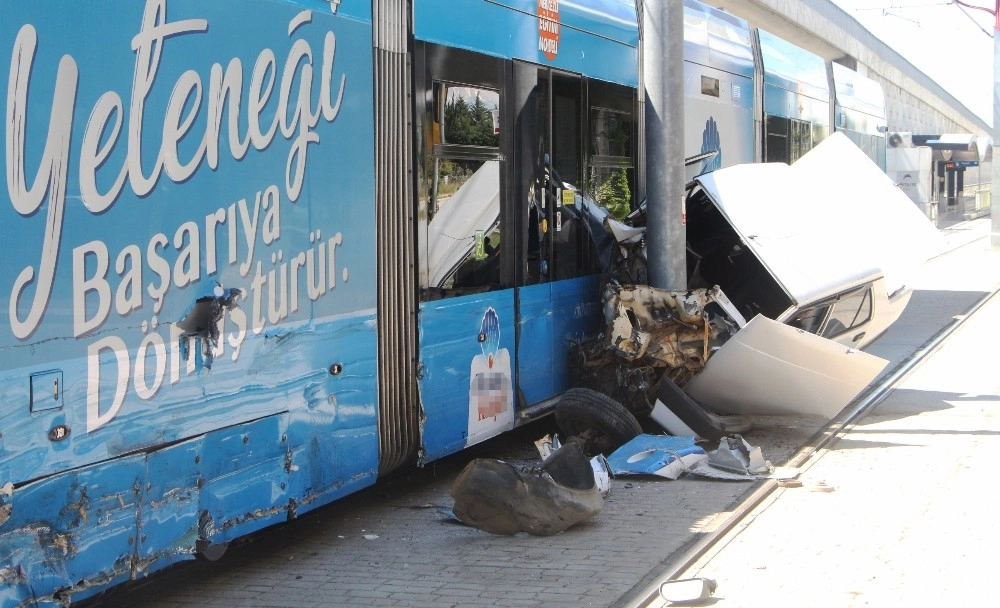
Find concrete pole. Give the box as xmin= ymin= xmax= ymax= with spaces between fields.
xmin=643 ymin=0 xmax=687 ymax=289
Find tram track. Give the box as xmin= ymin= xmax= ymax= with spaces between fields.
xmin=622 ymin=242 xmax=1000 ymax=608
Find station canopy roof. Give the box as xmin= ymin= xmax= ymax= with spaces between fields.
xmin=913 ymin=134 xmax=992 ymax=163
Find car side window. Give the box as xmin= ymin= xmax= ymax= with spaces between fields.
xmin=821 ymin=286 xmax=873 ymax=339
xmin=788 ymin=305 xmax=830 ymax=334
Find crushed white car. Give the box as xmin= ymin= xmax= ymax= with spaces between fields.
xmin=565 ymin=133 xmax=941 ymax=442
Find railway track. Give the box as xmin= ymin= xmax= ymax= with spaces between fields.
xmin=622 ymin=279 xmax=1000 ymax=608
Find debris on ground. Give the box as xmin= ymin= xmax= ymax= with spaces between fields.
xmin=606 ymin=434 xmax=707 ymax=480
xmin=659 ymin=577 xmax=718 ymax=605
xmin=450 ymin=440 xmax=604 ymax=536
xmin=603 ymin=434 xmax=775 ymax=481
xmin=536 ymin=434 xmax=612 ymax=497
xmin=707 ymin=435 xmax=771 ymax=475
xmin=687 ymin=435 xmax=773 ymax=480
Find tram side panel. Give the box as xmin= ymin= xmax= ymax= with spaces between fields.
xmin=683 ymin=0 xmax=756 ymax=177
xmin=832 ymin=62 xmax=888 ymax=171
xmin=757 ymin=28 xmax=831 ymax=164
xmin=411 ymin=0 xmax=640 ymax=460
xmin=0 ymin=1 xmax=379 ymax=603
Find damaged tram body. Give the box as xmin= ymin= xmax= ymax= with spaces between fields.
xmin=1 ymin=0 xmax=641 ymax=603
xmin=0 ymin=0 xmax=910 ymax=604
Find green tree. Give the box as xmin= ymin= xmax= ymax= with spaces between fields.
xmin=470 ymin=96 xmax=499 ymax=146
xmin=445 ymin=94 xmax=498 ymax=147
xmin=594 ymin=168 xmax=631 ymax=219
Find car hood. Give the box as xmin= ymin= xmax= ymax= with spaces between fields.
xmin=683 ymin=314 xmax=888 ymax=418
xmin=693 ymin=132 xmax=942 ymax=305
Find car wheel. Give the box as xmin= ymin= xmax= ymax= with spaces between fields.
xmin=554 ymin=388 xmax=642 ymax=456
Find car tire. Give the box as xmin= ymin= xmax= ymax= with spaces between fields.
xmin=554 ymin=388 xmax=643 ymax=456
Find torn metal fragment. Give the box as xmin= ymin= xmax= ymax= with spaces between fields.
xmin=707 ymin=435 xmax=771 ymax=476
xmin=606 ymin=434 xmax=707 ymax=480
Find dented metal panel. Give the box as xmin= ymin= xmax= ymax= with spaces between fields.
xmin=693 ymin=132 xmax=941 ymax=311
xmin=0 ymin=454 xmax=145 ymax=605
xmin=600 ymin=284 xmax=741 ymax=383
xmin=683 ymin=315 xmax=888 ymax=418
xmin=1 ymin=2 xmax=382 ymax=604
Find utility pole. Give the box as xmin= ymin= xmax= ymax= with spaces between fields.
xmin=994 ymin=2 xmax=999 ymax=247
xmin=994 ymin=3 xmax=999 ymax=247
xmin=642 ymin=0 xmax=687 ymax=289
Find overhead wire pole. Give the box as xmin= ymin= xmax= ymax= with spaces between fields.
xmin=642 ymin=0 xmax=687 ymax=289
xmin=953 ymin=0 xmax=1000 ymax=247
xmin=994 ymin=0 xmax=999 ymax=247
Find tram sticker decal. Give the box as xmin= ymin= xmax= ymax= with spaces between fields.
xmin=701 ymin=117 xmax=723 ymax=174
xmin=467 ymin=307 xmax=513 ymax=446
xmin=538 ymin=0 xmax=560 ymax=61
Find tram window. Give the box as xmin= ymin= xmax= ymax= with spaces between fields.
xmin=791 ymin=119 xmax=812 ymax=163
xmin=441 ymin=86 xmax=500 ymax=147
xmin=812 ymin=123 xmax=829 ymax=151
xmin=552 ymin=78 xmax=581 ymax=187
xmin=588 ymin=166 xmax=634 ymax=220
xmin=422 ymin=81 xmax=503 ymax=299
xmin=764 ymin=115 xmax=790 ymax=164
xmin=587 ymin=80 xmax=635 ymax=221
xmin=591 ymin=107 xmax=632 ymax=159
xmin=701 ymin=75 xmax=720 ymax=98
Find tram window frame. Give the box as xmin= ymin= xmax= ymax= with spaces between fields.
xmin=587 ymin=80 xmax=636 ymax=220
xmin=415 ymin=43 xmax=510 ymax=301
xmin=764 ymin=114 xmax=790 ymax=164
xmin=423 ymin=81 xmax=503 ymax=296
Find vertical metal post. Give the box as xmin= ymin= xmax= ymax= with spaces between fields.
xmin=953 ymin=0 xmax=999 ymax=243
xmin=643 ymin=0 xmax=686 ymax=289
xmin=992 ymin=6 xmax=1000 ymax=246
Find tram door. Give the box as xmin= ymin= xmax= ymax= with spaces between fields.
xmin=414 ymin=47 xmax=609 ymax=463
xmin=414 ymin=46 xmax=517 ymax=462
xmin=514 ymin=64 xmax=603 ymax=407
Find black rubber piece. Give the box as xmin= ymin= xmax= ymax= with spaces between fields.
xmin=554 ymin=388 xmax=643 ymax=456
xmin=654 ymin=380 xmax=751 ymax=442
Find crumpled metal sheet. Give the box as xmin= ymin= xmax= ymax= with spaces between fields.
xmin=686 ymin=435 xmax=773 ymax=480
xmin=450 ymin=442 xmax=604 ymax=536
xmin=602 ymin=284 xmax=742 ymax=374
xmin=707 ymin=434 xmax=771 ymax=475
xmin=606 ymin=434 xmax=707 ymax=480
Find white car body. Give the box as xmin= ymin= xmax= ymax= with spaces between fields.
xmin=680 ymin=133 xmax=942 ymax=418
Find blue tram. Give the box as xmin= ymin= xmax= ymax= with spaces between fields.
xmin=0 ymin=1 xmax=886 ymax=604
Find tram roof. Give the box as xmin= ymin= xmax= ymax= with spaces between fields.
xmin=413 ymin=0 xmax=640 ymax=87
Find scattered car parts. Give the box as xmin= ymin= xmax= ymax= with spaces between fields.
xmin=450 ymin=440 xmax=604 ymax=536
xmin=606 ymin=435 xmax=707 ymax=480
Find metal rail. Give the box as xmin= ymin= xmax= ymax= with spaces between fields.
xmin=622 ymin=270 xmax=1000 ymax=608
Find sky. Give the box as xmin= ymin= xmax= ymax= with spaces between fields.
xmin=830 ymin=0 xmax=994 ymax=126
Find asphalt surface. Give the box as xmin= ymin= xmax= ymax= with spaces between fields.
xmin=81 ymin=216 xmax=998 ymax=608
